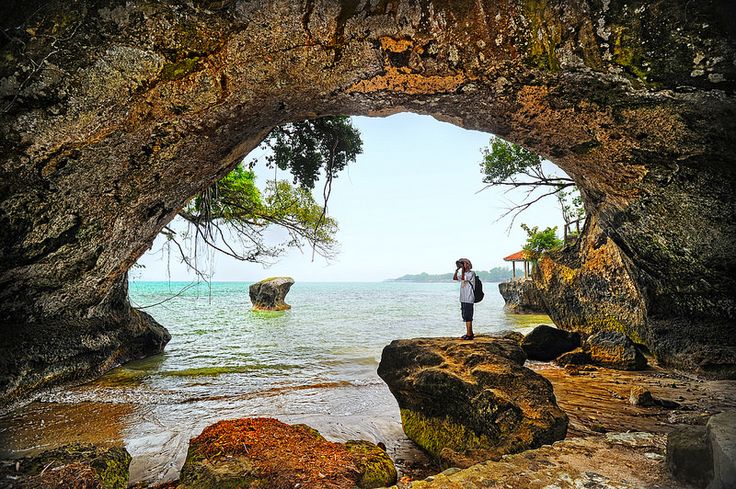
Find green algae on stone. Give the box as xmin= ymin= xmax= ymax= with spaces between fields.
xmin=345 ymin=440 xmax=398 ymax=488
xmin=610 ymin=25 xmax=649 ymax=82
xmin=160 ymin=56 xmax=201 ymax=81
xmin=520 ymin=0 xmax=563 ymax=71
xmin=0 ymin=443 xmax=131 ymax=489
xmin=400 ymin=408 xmax=493 ymax=459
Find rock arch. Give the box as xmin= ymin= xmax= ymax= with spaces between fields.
xmin=1 ymin=0 xmax=734 ymax=407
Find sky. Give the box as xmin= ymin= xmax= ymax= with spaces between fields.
xmin=133 ymin=113 xmax=567 ymax=282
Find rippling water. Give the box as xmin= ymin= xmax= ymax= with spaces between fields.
xmin=123 ymin=281 xmax=541 ymax=399
xmin=0 ymin=281 xmax=550 ymax=485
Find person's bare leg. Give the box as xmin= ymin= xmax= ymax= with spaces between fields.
xmin=466 ymin=321 xmax=474 ymax=338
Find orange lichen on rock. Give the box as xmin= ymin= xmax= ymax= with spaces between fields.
xmin=379 ymin=36 xmax=415 ymax=53
xmin=347 ymin=67 xmax=467 ymax=95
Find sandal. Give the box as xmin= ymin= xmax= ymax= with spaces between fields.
xmin=460 ymin=334 xmax=474 ymax=340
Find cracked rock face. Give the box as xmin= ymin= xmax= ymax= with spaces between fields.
xmin=1 ymin=0 xmax=735 ymax=405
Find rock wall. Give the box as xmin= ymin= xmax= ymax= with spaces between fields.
xmin=536 ymin=215 xmax=735 ymax=377
xmin=1 ymin=0 xmax=735 ymax=404
xmin=0 ymin=274 xmax=170 ymax=412
xmin=498 ymin=279 xmax=548 ymax=314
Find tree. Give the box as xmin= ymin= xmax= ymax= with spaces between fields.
xmin=161 ymin=116 xmax=362 ymax=280
xmin=479 ymin=136 xmax=585 ymax=229
xmin=520 ymin=223 xmax=563 ymax=260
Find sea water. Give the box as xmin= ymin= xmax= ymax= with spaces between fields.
xmin=124 ymin=281 xmax=541 ymax=396
xmin=0 ymin=281 xmax=550 ymax=485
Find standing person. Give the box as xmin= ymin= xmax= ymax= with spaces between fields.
xmin=453 ymin=258 xmax=475 ymax=340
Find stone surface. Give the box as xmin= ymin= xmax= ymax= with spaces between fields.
xmin=1 ymin=0 xmax=735 ymax=404
xmin=586 ymin=330 xmax=648 ymax=371
xmin=0 ymin=443 xmax=131 ymax=488
xmin=497 ymin=279 xmax=547 ymax=314
xmin=553 ymin=347 xmax=592 ymax=367
xmin=0 ymin=274 xmax=170 ymax=413
xmin=249 ymin=276 xmax=294 ymax=311
xmin=535 ymin=216 xmax=736 ymax=378
xmin=521 ymin=324 xmax=581 ymax=361
xmin=489 ymin=330 xmax=525 ymax=344
xmin=179 ymin=417 xmax=396 ymax=489
xmin=377 ymin=336 xmax=567 ymax=467
xmin=707 ymin=411 xmax=736 ymax=489
xmin=630 ymin=386 xmax=657 ymax=407
xmin=388 ymin=432 xmax=687 ymax=488
xmin=667 ymin=425 xmax=713 ymax=488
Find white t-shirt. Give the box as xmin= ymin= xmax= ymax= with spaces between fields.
xmin=459 ymin=270 xmax=475 ymax=303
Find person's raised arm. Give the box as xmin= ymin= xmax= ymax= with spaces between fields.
xmin=453 ymin=265 xmax=461 ymax=281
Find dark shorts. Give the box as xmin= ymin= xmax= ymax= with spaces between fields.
xmin=461 ymin=302 xmax=474 ymax=322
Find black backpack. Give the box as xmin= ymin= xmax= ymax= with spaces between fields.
xmin=471 ymin=274 xmax=484 ymax=302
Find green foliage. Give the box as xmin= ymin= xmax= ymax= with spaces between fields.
xmin=189 ymin=164 xmax=261 ymax=219
xmin=479 ymin=136 xmax=585 ymax=229
xmin=480 ymin=137 xmax=542 ymax=185
xmin=520 ymin=223 xmax=563 ymax=260
xmin=181 ymin=166 xmax=338 ymax=259
xmin=557 ymin=187 xmax=586 ymax=225
xmin=169 ymin=116 xmax=362 ymax=269
xmin=261 ymin=116 xmax=363 ymax=189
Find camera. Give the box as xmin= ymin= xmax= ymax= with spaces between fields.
xmin=455 ymin=260 xmax=463 ymax=269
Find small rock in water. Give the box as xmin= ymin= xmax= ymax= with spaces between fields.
xmin=249 ymin=277 xmax=294 ymax=311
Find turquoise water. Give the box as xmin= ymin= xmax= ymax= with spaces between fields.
xmin=3 ymin=282 xmax=549 ymax=484
xmin=121 ymin=281 xmax=542 ymax=400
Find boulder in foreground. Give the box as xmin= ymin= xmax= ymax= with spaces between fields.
xmin=667 ymin=425 xmax=713 ymax=488
xmin=180 ymin=417 xmax=396 ymax=489
xmin=0 ymin=443 xmax=131 ymax=488
xmin=249 ymin=277 xmax=294 ymax=311
xmin=377 ymin=336 xmax=568 ymax=467
xmin=707 ymin=411 xmax=736 ymax=489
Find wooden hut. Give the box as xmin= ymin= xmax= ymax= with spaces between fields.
xmin=503 ymin=250 xmax=532 ymax=280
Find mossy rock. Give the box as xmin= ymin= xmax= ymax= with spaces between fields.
xmin=0 ymin=443 xmax=131 ymax=489
xmin=400 ymin=409 xmax=494 ymax=460
xmin=179 ymin=456 xmax=261 ymax=488
xmin=378 ymin=337 xmax=568 ymax=468
xmin=160 ymin=57 xmax=201 ymax=81
xmin=345 ymin=440 xmax=397 ymax=488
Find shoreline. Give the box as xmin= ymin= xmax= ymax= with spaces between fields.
xmin=2 ymin=354 xmax=734 ymax=486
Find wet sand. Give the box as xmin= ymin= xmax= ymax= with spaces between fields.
xmin=533 ymin=361 xmax=736 ymax=437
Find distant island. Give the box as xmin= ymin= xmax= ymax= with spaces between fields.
xmin=386 ymin=267 xmax=513 ymax=283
